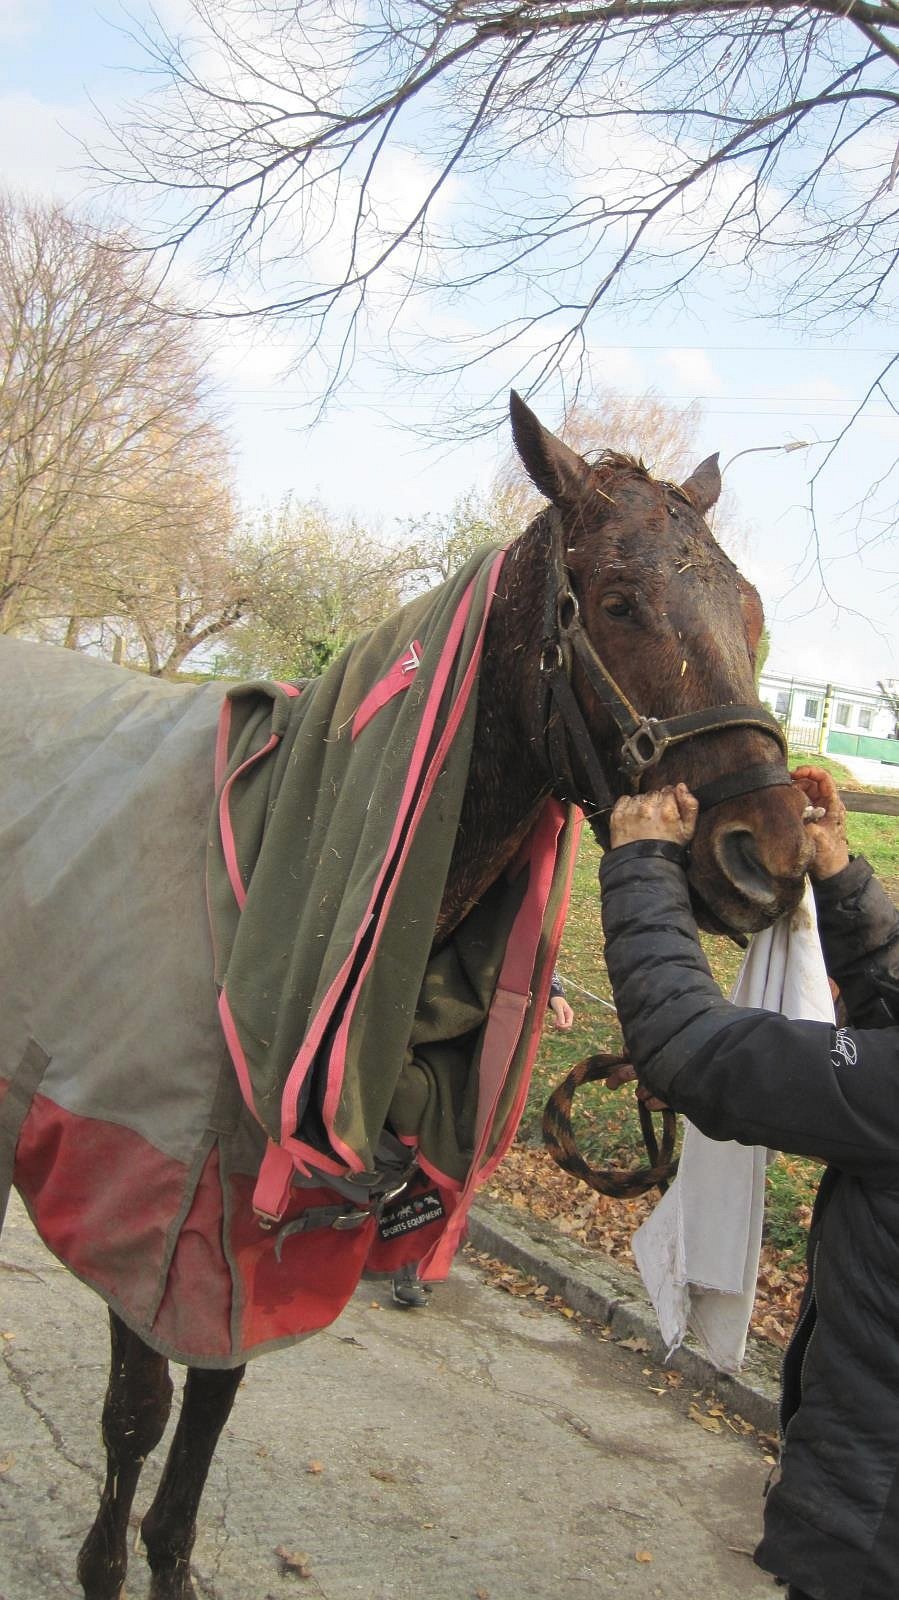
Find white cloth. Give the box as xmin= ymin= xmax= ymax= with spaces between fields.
xmin=631 ymin=879 xmax=834 ymax=1373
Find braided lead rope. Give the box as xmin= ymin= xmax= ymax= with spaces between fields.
xmin=542 ymin=1052 xmax=678 ymax=1200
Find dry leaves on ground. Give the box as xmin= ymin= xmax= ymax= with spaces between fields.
xmin=484 ymin=1141 xmax=806 ymax=1348
xmin=275 ymin=1545 xmax=313 ymax=1579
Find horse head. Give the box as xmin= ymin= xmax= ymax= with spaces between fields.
xmin=510 ymin=391 xmax=812 ymax=937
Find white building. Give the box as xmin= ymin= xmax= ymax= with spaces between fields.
xmin=758 ymin=670 xmax=898 ymax=756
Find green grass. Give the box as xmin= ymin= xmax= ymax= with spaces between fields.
xmin=525 ymin=756 xmax=897 ymax=1266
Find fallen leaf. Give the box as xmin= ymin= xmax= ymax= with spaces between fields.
xmin=275 ymin=1545 xmax=312 ymax=1579
xmin=0 ymin=1455 xmax=14 ymax=1473
xmin=306 ymin=1460 xmax=324 ymax=1475
xmin=635 ymin=1549 xmax=653 ymax=1563
xmin=370 ymin=1467 xmax=397 ymax=1483
xmin=688 ymin=1405 xmax=723 ymax=1434
xmin=618 ymin=1335 xmax=650 ymax=1353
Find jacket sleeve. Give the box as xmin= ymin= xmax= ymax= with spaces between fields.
xmin=599 ymin=841 xmax=899 ymax=1183
xmin=813 ymin=856 xmax=899 ymax=1028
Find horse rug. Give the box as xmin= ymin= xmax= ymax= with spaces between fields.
xmin=0 ymin=548 xmax=579 ymax=1366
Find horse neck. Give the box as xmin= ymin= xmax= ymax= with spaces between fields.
xmin=436 ymin=524 xmax=553 ymax=941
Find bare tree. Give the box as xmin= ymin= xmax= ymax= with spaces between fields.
xmin=67 ymin=450 xmax=247 ymax=677
xmin=101 ymin=1 xmax=899 ymax=426
xmin=0 ymin=190 xmax=242 ymax=670
xmin=222 ymin=499 xmax=413 ymax=680
xmin=403 ymin=488 xmax=522 ymax=583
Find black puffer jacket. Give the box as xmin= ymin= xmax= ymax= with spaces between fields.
xmin=599 ymin=842 xmax=899 ymax=1600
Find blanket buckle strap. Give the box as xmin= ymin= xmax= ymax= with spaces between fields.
xmin=331 ymin=1207 xmax=372 ymax=1230
xmin=253 ymin=1140 xmax=297 ymax=1228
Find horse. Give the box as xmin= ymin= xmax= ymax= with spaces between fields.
xmin=0 ymin=392 xmax=812 ymax=1600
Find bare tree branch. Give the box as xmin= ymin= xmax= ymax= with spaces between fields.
xmin=0 ymin=190 xmax=242 ymax=673
xmin=93 ymin=2 xmax=899 ymax=434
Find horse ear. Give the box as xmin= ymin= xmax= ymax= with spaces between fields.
xmin=680 ymin=452 xmax=721 ymax=515
xmin=509 ymin=390 xmax=593 ymax=509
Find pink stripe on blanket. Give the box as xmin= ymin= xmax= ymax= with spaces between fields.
xmin=351 ymin=640 xmax=423 ymax=739
xmin=217 ymin=731 xmax=280 ymax=909
xmin=215 ymin=682 xmax=301 ymax=907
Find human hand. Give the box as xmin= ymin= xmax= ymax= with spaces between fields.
xmin=791 ymin=766 xmax=850 ymax=880
xmin=548 ymin=995 xmax=574 ymax=1030
xmin=609 ymin=783 xmax=699 ymax=850
xmin=604 ymin=1060 xmax=669 ymax=1113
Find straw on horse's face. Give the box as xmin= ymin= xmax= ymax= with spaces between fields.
xmin=509 ymin=392 xmax=811 ymax=935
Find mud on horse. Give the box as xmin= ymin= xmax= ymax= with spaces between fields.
xmin=0 ymin=393 xmax=812 ymax=1600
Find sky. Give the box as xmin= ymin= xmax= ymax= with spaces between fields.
xmin=3 ymin=0 xmax=898 ymax=691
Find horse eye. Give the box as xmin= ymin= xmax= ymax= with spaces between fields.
xmin=601 ymin=593 xmax=632 ymax=618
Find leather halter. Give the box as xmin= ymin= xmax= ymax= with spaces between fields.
xmin=538 ymin=508 xmax=791 ymax=826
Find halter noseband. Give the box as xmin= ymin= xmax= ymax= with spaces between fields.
xmin=538 ymin=508 xmax=791 ymax=825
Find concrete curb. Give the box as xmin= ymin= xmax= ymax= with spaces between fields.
xmin=468 ymin=1196 xmax=782 ymax=1435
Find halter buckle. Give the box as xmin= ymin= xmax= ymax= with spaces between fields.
xmin=557 ymin=589 xmax=580 ymax=632
xmin=620 ymin=719 xmax=669 ymax=776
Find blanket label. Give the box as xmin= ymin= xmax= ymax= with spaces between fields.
xmin=378 ymin=1190 xmax=445 ymax=1240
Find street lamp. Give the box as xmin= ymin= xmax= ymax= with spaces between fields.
xmin=721 ymin=440 xmax=812 ymax=473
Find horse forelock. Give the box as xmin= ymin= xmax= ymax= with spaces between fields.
xmin=583 ymin=448 xmax=648 ymax=477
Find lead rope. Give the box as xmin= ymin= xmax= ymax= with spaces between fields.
xmin=542 ymin=1051 xmax=678 ymax=1198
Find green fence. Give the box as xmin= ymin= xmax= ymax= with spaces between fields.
xmin=827 ymin=730 xmax=899 ymax=765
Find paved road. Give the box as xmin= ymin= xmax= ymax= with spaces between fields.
xmin=838 ymin=753 xmax=899 ymax=789
xmin=0 ymin=1195 xmax=780 ymax=1600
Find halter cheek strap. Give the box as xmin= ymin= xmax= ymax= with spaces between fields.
xmin=538 ymin=509 xmax=791 ymax=821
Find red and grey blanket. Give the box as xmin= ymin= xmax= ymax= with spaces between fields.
xmin=0 ymin=549 xmax=579 ymax=1365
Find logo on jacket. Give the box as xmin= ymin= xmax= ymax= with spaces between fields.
xmin=830 ymin=1029 xmax=858 ymax=1068
xmin=378 ymin=1190 xmax=445 ymax=1239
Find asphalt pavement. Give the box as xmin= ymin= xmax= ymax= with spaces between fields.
xmin=0 ymin=1193 xmax=784 ymax=1600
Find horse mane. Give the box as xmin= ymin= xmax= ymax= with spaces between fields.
xmin=583 ymin=448 xmax=649 ymax=476
xmin=583 ymin=448 xmax=697 ymax=509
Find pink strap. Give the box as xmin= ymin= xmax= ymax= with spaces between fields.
xmin=252 ymin=1141 xmax=297 ymax=1224
xmin=351 ymin=641 xmax=423 ymax=740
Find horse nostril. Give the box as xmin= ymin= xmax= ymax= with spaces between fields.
xmin=714 ymin=826 xmax=779 ymax=908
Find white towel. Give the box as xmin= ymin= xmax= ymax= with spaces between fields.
xmin=631 ymin=879 xmax=834 ymax=1373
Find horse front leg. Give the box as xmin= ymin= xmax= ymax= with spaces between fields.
xmin=77 ymin=1309 xmax=174 ymax=1600
xmin=140 ymin=1360 xmax=245 ymax=1600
